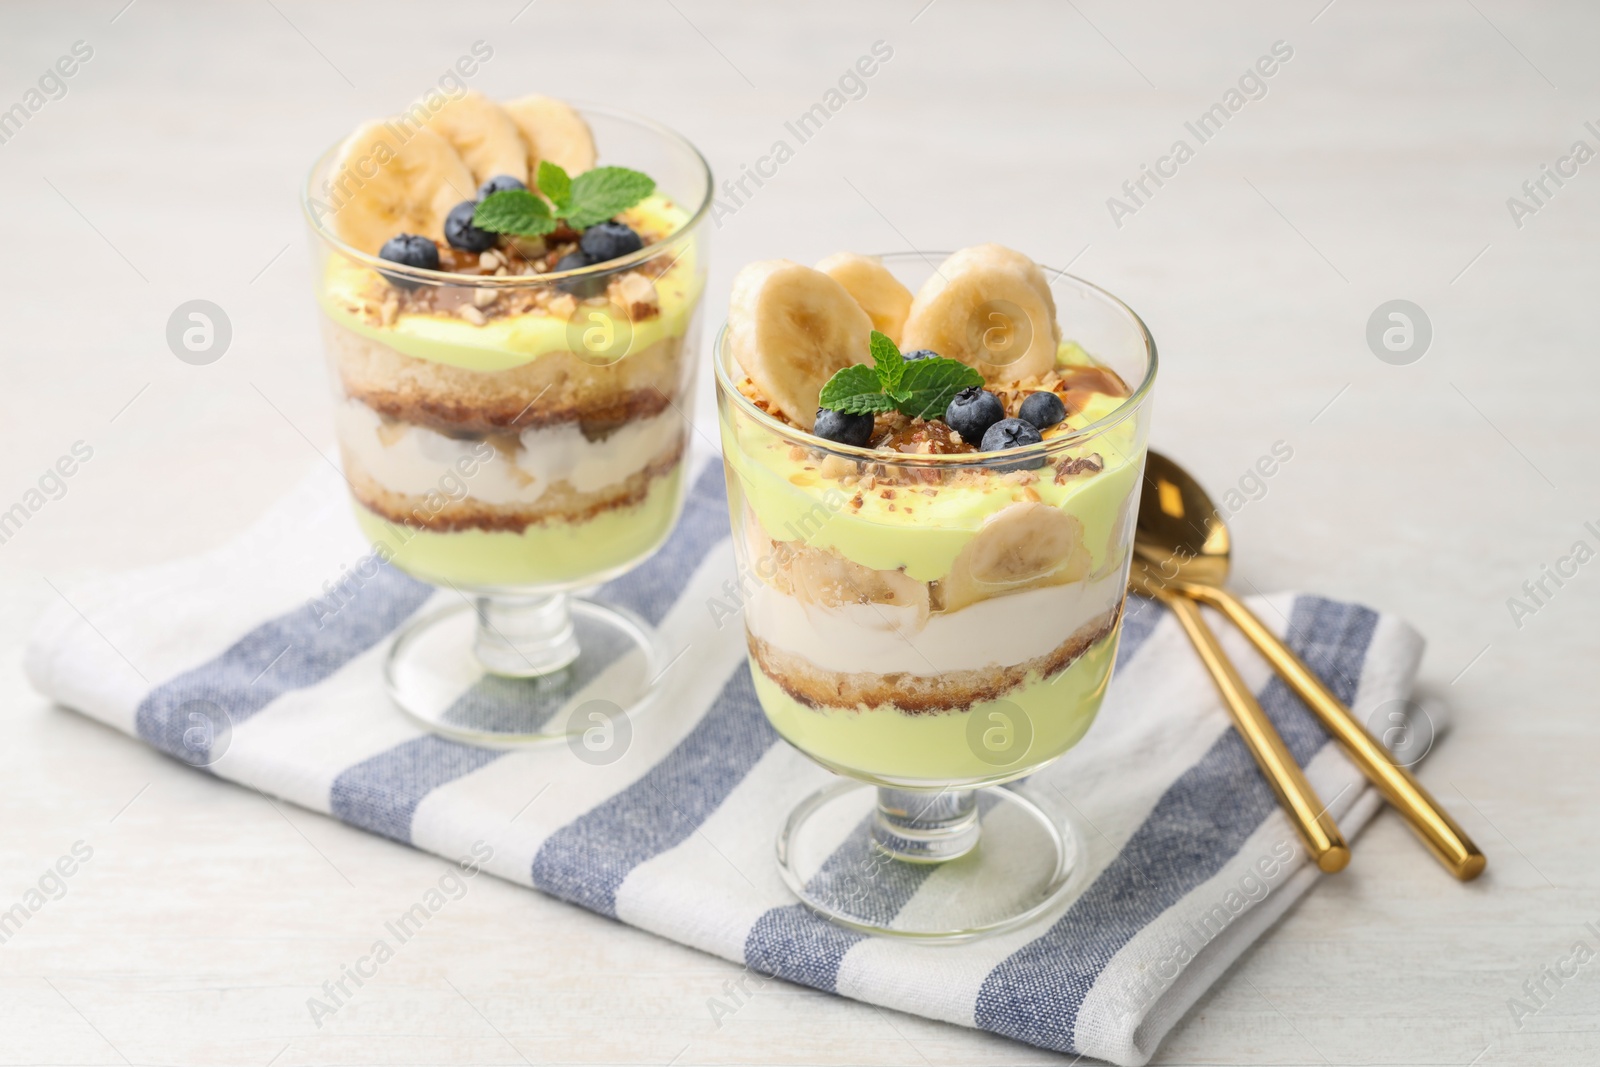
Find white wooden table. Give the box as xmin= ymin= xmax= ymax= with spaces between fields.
xmin=2 ymin=1 xmax=1596 ymax=1063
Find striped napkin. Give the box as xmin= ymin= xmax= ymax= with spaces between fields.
xmin=26 ymin=451 xmax=1426 ymax=1065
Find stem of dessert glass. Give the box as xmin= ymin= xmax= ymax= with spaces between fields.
xmin=872 ymin=787 xmax=981 ymax=862
xmin=472 ymin=594 xmax=581 ymax=678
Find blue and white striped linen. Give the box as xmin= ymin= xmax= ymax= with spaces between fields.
xmin=27 ymin=452 xmax=1426 ymax=1066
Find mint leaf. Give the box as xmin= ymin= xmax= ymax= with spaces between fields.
xmin=826 ymin=391 xmax=899 ymax=416
xmin=565 ymin=166 xmax=656 ymax=230
xmin=473 ymin=189 xmax=556 ymax=236
xmin=869 ymin=330 xmax=904 ymax=394
xmin=536 ymin=160 xmax=572 ymax=213
xmin=893 ymin=358 xmax=983 ymax=420
xmin=818 ymin=364 xmax=894 ymax=415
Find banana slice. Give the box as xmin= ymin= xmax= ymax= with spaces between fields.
xmin=790 ymin=544 xmax=930 ymax=626
xmin=727 ymin=260 xmax=873 ymax=430
xmin=423 ymin=90 xmax=528 ymax=185
xmin=901 ymin=244 xmax=1060 ymax=385
xmin=743 ymin=506 xmax=929 ymax=625
xmin=503 ymin=94 xmax=597 ymax=176
xmin=1092 ymin=485 xmax=1136 ymax=581
xmin=940 ymin=502 xmax=1090 ymax=613
xmin=743 ymin=506 xmax=795 ymax=596
xmin=327 ymin=122 xmax=474 ymax=253
xmin=814 ymin=252 xmax=913 ymax=345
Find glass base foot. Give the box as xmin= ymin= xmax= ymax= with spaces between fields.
xmin=777 ymin=780 xmax=1081 ymax=943
xmin=384 ymin=597 xmax=660 ymax=749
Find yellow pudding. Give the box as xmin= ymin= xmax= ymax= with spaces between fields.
xmin=723 ymin=346 xmax=1140 ymax=583
xmin=319 ymin=196 xmax=702 ymax=373
xmin=753 ymin=623 xmax=1119 ymax=783
xmin=353 ymin=462 xmax=684 ymax=588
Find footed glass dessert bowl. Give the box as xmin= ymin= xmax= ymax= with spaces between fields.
xmin=715 ymin=246 xmax=1156 ymax=939
xmin=303 ymin=95 xmax=710 ymax=745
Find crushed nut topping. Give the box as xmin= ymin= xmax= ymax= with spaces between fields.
xmin=345 ymin=210 xmax=681 ymax=328
xmin=1054 ymin=453 xmax=1106 ymax=483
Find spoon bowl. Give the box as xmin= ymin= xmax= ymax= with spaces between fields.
xmin=1133 ymin=451 xmax=1231 ymax=588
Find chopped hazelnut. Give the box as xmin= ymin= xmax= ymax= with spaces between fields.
xmin=612 ymin=272 xmax=660 ymax=319
xmin=819 ymin=454 xmax=855 ymax=480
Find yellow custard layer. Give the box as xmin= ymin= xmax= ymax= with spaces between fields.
xmin=352 ymin=463 xmax=684 ymax=590
xmin=318 ymin=196 xmax=702 ymax=373
xmin=753 ymin=624 xmax=1119 ymax=785
xmin=722 ymin=343 xmax=1146 ymax=583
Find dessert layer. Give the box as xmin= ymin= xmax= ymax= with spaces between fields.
xmin=347 ymin=436 xmax=683 ymax=533
xmin=324 ymin=317 xmax=688 ymax=436
xmin=743 ymin=568 xmax=1124 ymax=678
xmin=750 ymin=602 xmax=1120 ymax=714
xmin=335 ymin=397 xmax=684 ymax=508
xmin=353 ymin=462 xmax=685 ymax=590
xmin=722 ymin=346 xmax=1144 ymax=585
xmin=319 ymin=196 xmax=703 ymax=373
xmin=751 ymin=623 xmax=1120 ymax=785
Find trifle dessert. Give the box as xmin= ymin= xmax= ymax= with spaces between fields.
xmin=303 ymin=93 xmax=710 ymax=743
xmin=714 ymin=245 xmax=1156 ymax=938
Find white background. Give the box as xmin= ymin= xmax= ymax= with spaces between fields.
xmin=1 ymin=1 xmax=1596 ymax=1063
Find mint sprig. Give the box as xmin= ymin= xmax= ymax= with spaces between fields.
xmin=818 ymin=332 xmax=983 ymax=420
xmin=472 ymin=161 xmax=656 ymax=237
xmin=472 ymin=189 xmax=553 ymax=236
xmin=564 ymin=167 xmax=656 ymax=229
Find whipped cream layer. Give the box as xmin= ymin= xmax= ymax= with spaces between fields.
xmin=335 ymin=398 xmax=681 ymax=505
xmin=745 ymin=568 xmax=1125 ymax=678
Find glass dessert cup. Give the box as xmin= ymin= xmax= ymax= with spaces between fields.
xmin=715 ymin=254 xmax=1156 ymax=940
xmin=302 ymin=105 xmax=711 ymax=746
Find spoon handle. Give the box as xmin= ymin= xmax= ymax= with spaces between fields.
xmin=1163 ymin=594 xmax=1351 ymax=873
xmin=1182 ymin=583 xmax=1486 ymax=882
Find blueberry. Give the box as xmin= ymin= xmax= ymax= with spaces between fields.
xmin=979 ymin=417 xmax=1045 ymax=470
xmin=478 ymin=174 xmax=527 ymax=198
xmin=944 ymin=386 xmax=1006 ymax=443
xmin=813 ymin=408 xmax=876 ymax=447
xmin=444 ymin=200 xmax=497 ymax=253
xmin=579 ymin=221 xmax=644 ymax=263
xmin=902 ymin=349 xmax=939 ymax=362
xmin=377 ymin=234 xmax=440 ymax=289
xmin=1018 ymin=390 xmax=1066 ymax=430
xmin=553 ymin=250 xmax=606 ymax=298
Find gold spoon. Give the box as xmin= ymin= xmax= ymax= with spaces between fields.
xmin=1133 ymin=450 xmax=1485 ymax=881
xmin=1128 ymin=559 xmax=1350 ymax=872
